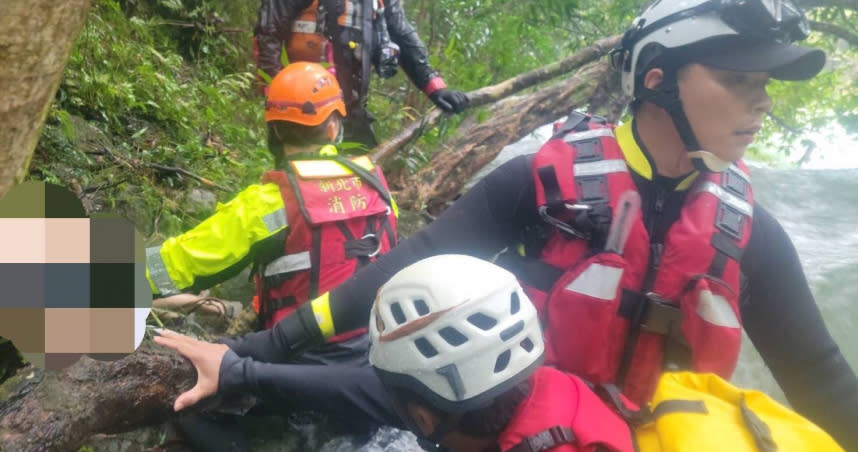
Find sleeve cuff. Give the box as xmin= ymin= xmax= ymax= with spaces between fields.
xmin=218 ymin=349 xmax=250 ymax=394
xmin=423 ymin=76 xmax=447 ymax=96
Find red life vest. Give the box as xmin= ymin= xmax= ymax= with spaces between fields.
xmin=526 ymin=117 xmax=753 ymax=403
xmin=498 ymin=367 xmax=635 ymax=452
xmin=286 ymin=0 xmax=381 ymax=63
xmin=256 ymin=155 xmax=397 ymax=340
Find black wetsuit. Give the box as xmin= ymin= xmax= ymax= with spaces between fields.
xmin=219 ymin=153 xmax=858 ymax=451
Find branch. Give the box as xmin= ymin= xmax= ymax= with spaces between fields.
xmin=148 ymin=164 xmax=231 ymax=192
xmin=810 ymin=20 xmax=858 ymax=46
xmin=371 ymin=35 xmax=622 ymax=163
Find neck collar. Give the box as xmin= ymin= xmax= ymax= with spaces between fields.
xmin=615 ymin=121 xmax=698 ymax=191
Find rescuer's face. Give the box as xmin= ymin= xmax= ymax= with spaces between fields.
xmin=678 ymin=63 xmax=773 ymax=162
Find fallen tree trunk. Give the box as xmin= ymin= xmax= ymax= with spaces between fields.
xmin=0 ymin=342 xmax=194 ymax=452
xmin=371 ymin=35 xmax=621 ymax=164
xmin=393 ymin=60 xmax=627 ymax=212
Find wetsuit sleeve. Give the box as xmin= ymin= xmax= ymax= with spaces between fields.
xmin=220 ymin=155 xmax=540 ymax=358
xmin=145 ymin=184 xmax=287 ymax=297
xmin=383 ymin=0 xmax=444 ymax=95
xmin=740 ymin=205 xmax=858 ymax=450
xmin=254 ymin=0 xmax=314 ymax=80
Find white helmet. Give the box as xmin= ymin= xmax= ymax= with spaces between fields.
xmin=614 ymin=0 xmax=820 ymax=98
xmin=610 ymin=0 xmax=823 ymax=171
xmin=368 ymin=254 xmax=544 ymax=414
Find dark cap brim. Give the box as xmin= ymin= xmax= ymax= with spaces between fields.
xmin=695 ymin=40 xmax=826 ymax=81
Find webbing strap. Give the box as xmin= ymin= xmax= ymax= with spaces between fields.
xmin=508 ymin=426 xmax=577 ymax=452
xmin=332 ymin=156 xmax=392 ymax=206
xmin=380 ymin=213 xmax=396 ymax=248
xmin=551 ymin=111 xmax=590 ymax=139
xmin=537 ymin=165 xmax=564 ymax=207
xmin=309 ymin=227 xmax=322 ymax=299
xmin=651 ymin=399 xmax=708 ymax=419
xmin=740 ymin=395 xmax=778 ymax=452
xmin=494 ymin=251 xmax=564 ymax=293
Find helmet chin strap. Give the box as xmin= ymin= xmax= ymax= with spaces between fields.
xmin=636 ymin=70 xmax=731 ymax=173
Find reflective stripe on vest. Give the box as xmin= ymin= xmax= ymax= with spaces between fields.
xmin=564 ymin=263 xmax=623 ymax=301
xmin=696 ymin=289 xmax=740 ymax=328
xmin=574 ymin=159 xmax=628 ymax=178
xmin=263 ymin=251 xmax=312 ymax=277
xmin=695 ymin=181 xmax=753 ymax=217
xmin=563 ymin=127 xmax=615 ymax=143
xmin=338 ymin=0 xmax=363 ymax=29
xmin=292 ymin=20 xmax=317 ymax=33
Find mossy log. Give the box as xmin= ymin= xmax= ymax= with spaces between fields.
xmin=0 ymin=342 xmax=194 ymax=452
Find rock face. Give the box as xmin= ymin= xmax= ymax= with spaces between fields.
xmin=0 ymin=1 xmax=92 ymax=199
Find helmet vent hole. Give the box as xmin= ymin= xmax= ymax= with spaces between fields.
xmin=521 ymin=337 xmax=534 ymax=352
xmin=415 ymin=337 xmax=438 ymax=358
xmin=439 ymin=327 xmax=468 ymax=346
xmin=414 ymin=299 xmax=430 ymax=316
xmin=510 ymin=292 xmax=520 ymax=314
xmin=390 ymin=302 xmax=406 ymax=325
xmin=500 ymin=320 xmax=525 ymax=341
xmin=301 ymin=101 xmax=317 ymax=115
xmin=467 ymin=313 xmax=498 ymax=331
xmin=494 ymin=350 xmax=511 ymax=373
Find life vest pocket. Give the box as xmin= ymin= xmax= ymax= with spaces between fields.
xmin=547 ymin=252 xmax=633 ymax=383
xmin=679 ymin=275 xmax=742 ymax=378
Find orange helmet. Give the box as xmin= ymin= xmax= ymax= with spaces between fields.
xmin=265 ymin=62 xmax=347 ymax=126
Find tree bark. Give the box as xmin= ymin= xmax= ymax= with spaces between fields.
xmin=394 ymin=60 xmax=623 ymax=213
xmin=0 ymin=0 xmax=91 ymax=200
xmin=371 ymin=36 xmax=621 ymax=164
xmin=0 ymin=342 xmax=194 ymax=452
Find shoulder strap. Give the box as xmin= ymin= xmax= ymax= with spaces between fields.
xmin=332 ymin=155 xmax=393 ymax=207
xmin=508 ymin=426 xmax=577 ymax=452
xmin=552 ymin=111 xmax=591 ymax=138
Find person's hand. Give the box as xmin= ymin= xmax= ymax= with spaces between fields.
xmin=429 ymin=89 xmax=470 ymax=114
xmin=152 ymin=328 xmax=230 ymax=412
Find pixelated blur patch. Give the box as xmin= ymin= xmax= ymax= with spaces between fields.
xmin=0 ymin=181 xmax=153 ymax=370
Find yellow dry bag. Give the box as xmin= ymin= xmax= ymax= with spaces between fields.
xmin=633 ymin=372 xmax=844 ymax=452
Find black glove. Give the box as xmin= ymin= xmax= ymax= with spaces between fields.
xmin=429 ymin=89 xmax=470 ymax=113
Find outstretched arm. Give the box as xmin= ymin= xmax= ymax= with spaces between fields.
xmin=741 ymin=205 xmax=858 ymax=450
xmin=145 ymin=184 xmax=286 ymax=297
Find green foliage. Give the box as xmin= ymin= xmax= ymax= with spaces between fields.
xmin=367 ymin=0 xmax=647 ymax=172
xmin=36 ymin=0 xmax=268 ymax=238
xmin=33 ymin=0 xmax=858 ymax=239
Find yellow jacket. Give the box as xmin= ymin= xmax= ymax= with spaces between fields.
xmin=145 ymin=182 xmax=287 ymax=296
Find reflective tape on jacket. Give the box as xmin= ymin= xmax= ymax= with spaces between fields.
xmin=146 ymin=246 xmax=180 ymax=296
